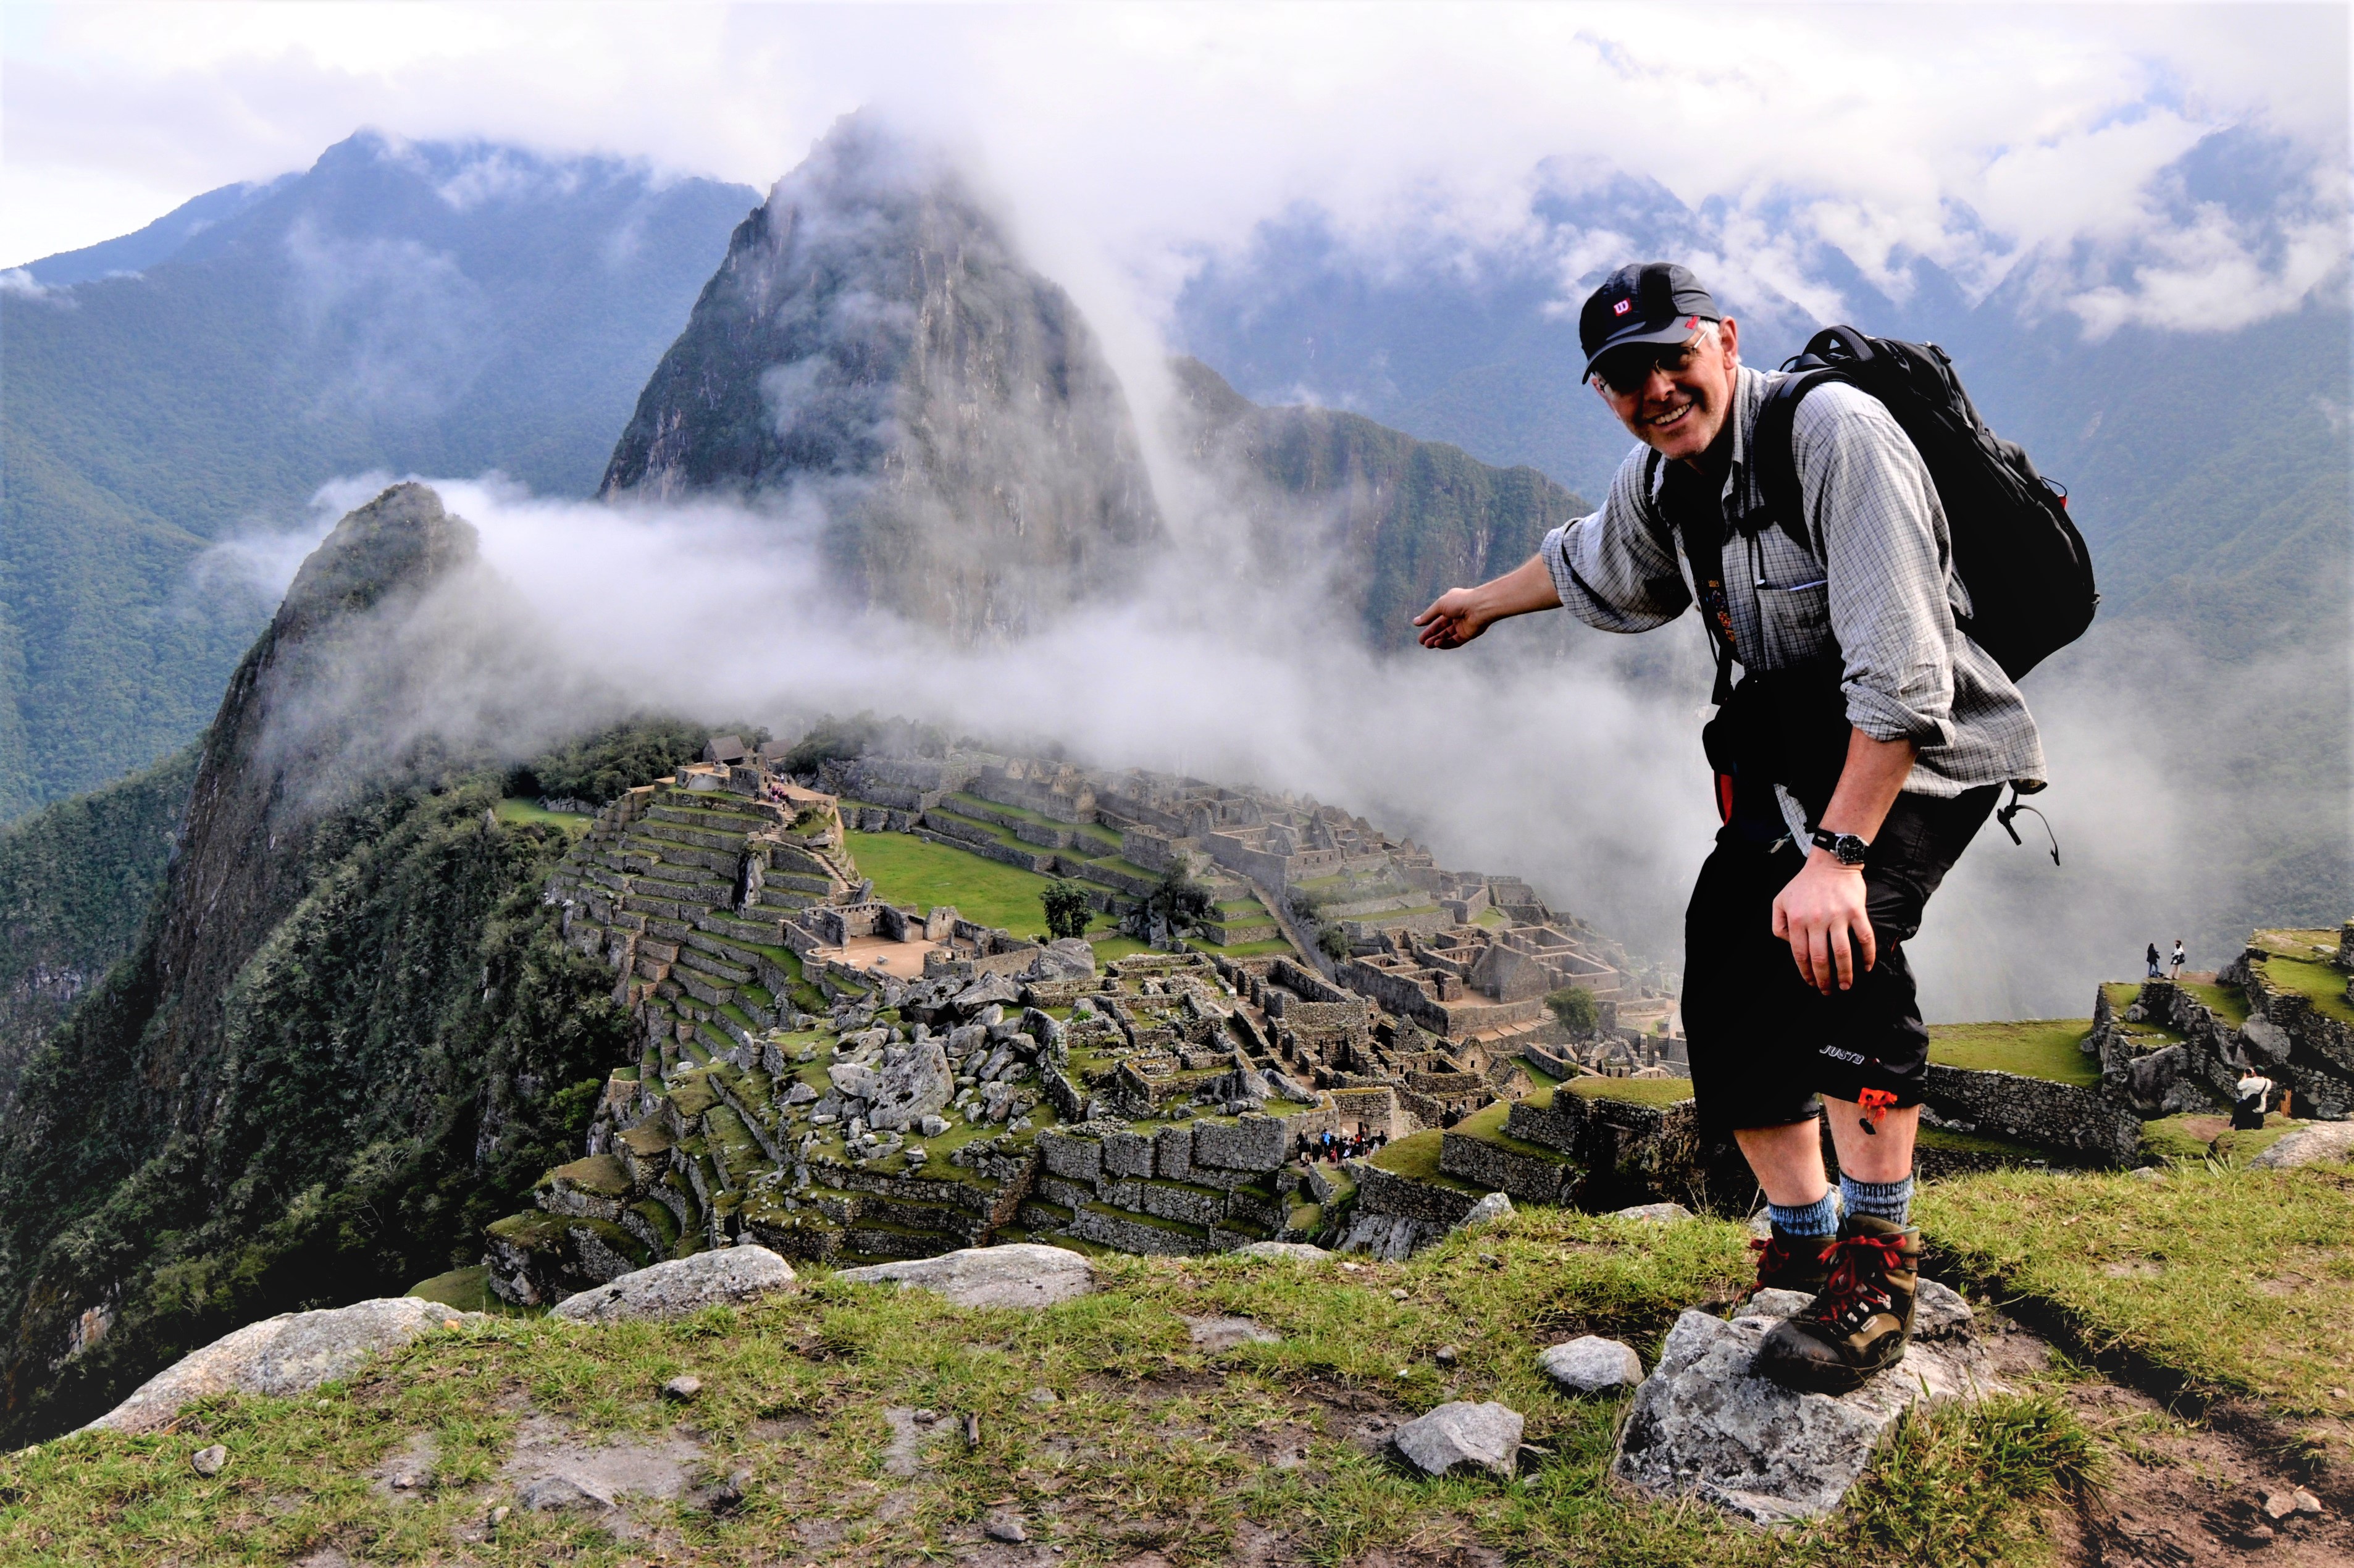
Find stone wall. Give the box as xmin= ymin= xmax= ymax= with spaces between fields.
xmin=1349 ymin=1161 xmax=1483 ymax=1226
xmin=1919 ymin=1065 xmax=2140 ymax=1164
xmin=1438 ymin=1130 xmax=1579 ymax=1204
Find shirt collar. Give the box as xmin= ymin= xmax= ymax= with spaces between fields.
xmin=1720 ymin=365 xmax=1768 ymax=508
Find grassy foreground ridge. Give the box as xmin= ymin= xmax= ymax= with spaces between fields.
xmin=0 ymin=1207 xmax=2101 ymax=1567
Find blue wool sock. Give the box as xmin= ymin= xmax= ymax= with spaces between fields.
xmin=1840 ymin=1173 xmax=1915 ymax=1228
xmin=1767 ymin=1190 xmax=1839 ymax=1238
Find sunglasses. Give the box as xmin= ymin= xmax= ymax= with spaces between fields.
xmin=1589 ymin=335 xmax=1708 ymax=396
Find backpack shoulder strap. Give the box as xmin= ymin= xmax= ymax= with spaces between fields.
xmin=1751 ymin=366 xmax=1848 ymax=554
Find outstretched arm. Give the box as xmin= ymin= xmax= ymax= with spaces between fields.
xmin=1414 ymin=554 xmax=1562 ymax=649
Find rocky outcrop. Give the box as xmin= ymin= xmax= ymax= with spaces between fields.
xmin=548 ymin=1246 xmax=798 ymax=1323
xmin=81 ymin=1297 xmax=480 ymax=1435
xmin=831 ymin=1243 xmax=1095 ymax=1309
xmin=2249 ymin=1122 xmax=2354 ymax=1168
xmin=602 ymin=114 xmax=1162 ymax=642
xmin=1613 ymin=1281 xmax=1994 ymax=1524
xmin=829 ymin=1041 xmax=953 ymax=1132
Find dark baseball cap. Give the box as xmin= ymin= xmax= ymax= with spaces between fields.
xmin=1579 ymin=262 xmax=1722 ymax=382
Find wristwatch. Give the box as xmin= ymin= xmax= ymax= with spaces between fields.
xmin=1811 ymin=828 xmax=1870 ymax=867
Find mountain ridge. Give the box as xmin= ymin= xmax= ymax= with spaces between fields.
xmin=0 ymin=132 xmax=757 ymax=820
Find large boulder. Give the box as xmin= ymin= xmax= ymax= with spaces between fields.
xmin=1613 ymin=1285 xmax=1995 ymax=1523
xmin=550 ymin=1244 xmax=798 ymax=1323
xmin=1023 ymin=939 xmax=1097 ymax=981
xmin=950 ymin=973 xmax=1023 ymax=1017
xmin=832 ymin=1243 xmax=1095 ymax=1309
xmin=83 ymin=1298 xmax=480 ymax=1435
xmin=1391 ymin=1401 xmax=1525 ymax=1478
xmin=2250 ymin=1122 xmax=2354 ymax=1169
xmin=832 ymin=1041 xmax=954 ymax=1131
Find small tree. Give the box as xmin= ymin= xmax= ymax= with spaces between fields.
xmin=1128 ymin=872 xmax=1217 ymax=945
xmin=1317 ymin=924 xmax=1352 ymax=961
xmin=1545 ymin=984 xmax=1599 ymax=1037
xmin=1041 ymin=879 xmax=1094 ymax=942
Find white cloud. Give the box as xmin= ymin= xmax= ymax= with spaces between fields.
xmin=2 ymin=3 xmax=2343 ymax=340
xmin=0 ymin=266 xmax=76 ymax=304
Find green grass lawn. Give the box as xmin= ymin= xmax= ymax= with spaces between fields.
xmin=1189 ymin=936 xmax=1299 ymax=959
xmin=1 ymin=1209 xmax=2097 ymax=1568
xmin=2137 ymin=1112 xmax=2303 ymax=1166
xmin=2177 ymin=978 xmax=2249 ymax=1026
xmin=1923 ymin=1165 xmax=2354 ymax=1414
xmin=1925 ymin=1019 xmax=2100 ymax=1086
xmin=493 ymin=797 xmax=593 ymax=833
xmin=2255 ymin=953 xmax=2354 ymax=1026
xmin=847 ymin=830 xmax=1121 ymax=941
xmin=944 ymin=792 xmax=1125 ymax=853
xmin=1560 ymin=1074 xmax=1695 ymax=1109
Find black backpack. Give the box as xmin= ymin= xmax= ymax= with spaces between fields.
xmin=1751 ymin=326 xmax=2098 ymax=681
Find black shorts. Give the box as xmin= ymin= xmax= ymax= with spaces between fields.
xmin=1680 ymin=786 xmax=1998 ymax=1134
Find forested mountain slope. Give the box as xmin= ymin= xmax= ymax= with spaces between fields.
xmin=1169 ymin=358 xmax=1586 ymax=648
xmin=0 ymin=487 xmax=708 ymax=1444
xmin=0 ymin=133 xmax=755 ymax=821
xmin=0 ymin=746 xmax=198 ymax=1117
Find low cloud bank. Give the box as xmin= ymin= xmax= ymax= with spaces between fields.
xmin=209 ymin=461 xmax=2281 ymax=1024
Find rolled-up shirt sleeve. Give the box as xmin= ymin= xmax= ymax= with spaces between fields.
xmin=1539 ymin=448 xmax=1693 ymax=634
xmin=1793 ymin=387 xmax=1959 ymax=748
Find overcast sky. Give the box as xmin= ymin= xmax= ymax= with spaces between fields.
xmin=4 ymin=2 xmax=2348 ymax=334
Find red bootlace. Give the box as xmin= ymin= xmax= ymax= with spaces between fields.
xmin=1803 ymin=1232 xmax=1909 ymax=1331
xmin=1747 ymin=1231 xmax=1832 ymax=1295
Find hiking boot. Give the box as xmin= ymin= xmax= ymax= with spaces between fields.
xmin=1752 ymin=1215 xmax=1921 ymax=1393
xmin=1746 ymin=1226 xmax=1837 ymax=1299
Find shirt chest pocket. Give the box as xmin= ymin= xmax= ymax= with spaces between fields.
xmin=1756 ymin=580 xmax=1835 ymax=666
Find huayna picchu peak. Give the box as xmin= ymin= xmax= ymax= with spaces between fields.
xmin=600 ymin=115 xmax=1164 ymax=642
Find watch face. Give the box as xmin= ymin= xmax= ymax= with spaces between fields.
xmin=1835 ymin=834 xmax=1869 ymax=865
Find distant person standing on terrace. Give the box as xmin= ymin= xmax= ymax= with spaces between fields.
xmin=2171 ymin=939 xmax=2187 ymax=980
xmin=2147 ymin=942 xmax=2164 ymax=979
xmin=1413 ymin=262 xmax=2045 ymax=1394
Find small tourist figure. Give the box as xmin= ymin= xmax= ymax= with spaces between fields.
xmin=2232 ymin=1072 xmax=2274 ymax=1131
xmin=2169 ymin=939 xmax=2186 ymax=980
xmin=2146 ymin=942 xmax=2163 ymax=979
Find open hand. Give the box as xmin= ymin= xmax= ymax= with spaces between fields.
xmin=1771 ymin=854 xmax=1877 ymax=992
xmin=1414 ymin=587 xmax=1493 ymax=649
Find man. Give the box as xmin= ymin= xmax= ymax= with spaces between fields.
xmin=1414 ymin=262 xmax=2044 ymax=1393
xmin=2147 ymin=942 xmax=2164 ymax=980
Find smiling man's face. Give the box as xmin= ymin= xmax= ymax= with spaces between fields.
xmin=1593 ymin=316 xmax=1742 ymax=466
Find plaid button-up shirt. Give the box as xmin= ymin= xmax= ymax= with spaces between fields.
xmin=1539 ymin=365 xmax=2046 ymax=795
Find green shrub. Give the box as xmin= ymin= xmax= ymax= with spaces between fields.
xmin=1546 ymin=985 xmax=1598 ymax=1036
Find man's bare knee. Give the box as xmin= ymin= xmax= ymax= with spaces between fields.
xmin=1734 ymin=1118 xmax=1828 ymax=1209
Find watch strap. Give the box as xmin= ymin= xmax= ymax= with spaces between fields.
xmin=1810 ymin=828 xmax=1870 ymax=866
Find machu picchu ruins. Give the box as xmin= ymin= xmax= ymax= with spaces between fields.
xmin=488 ymin=731 xmax=2354 ymax=1307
